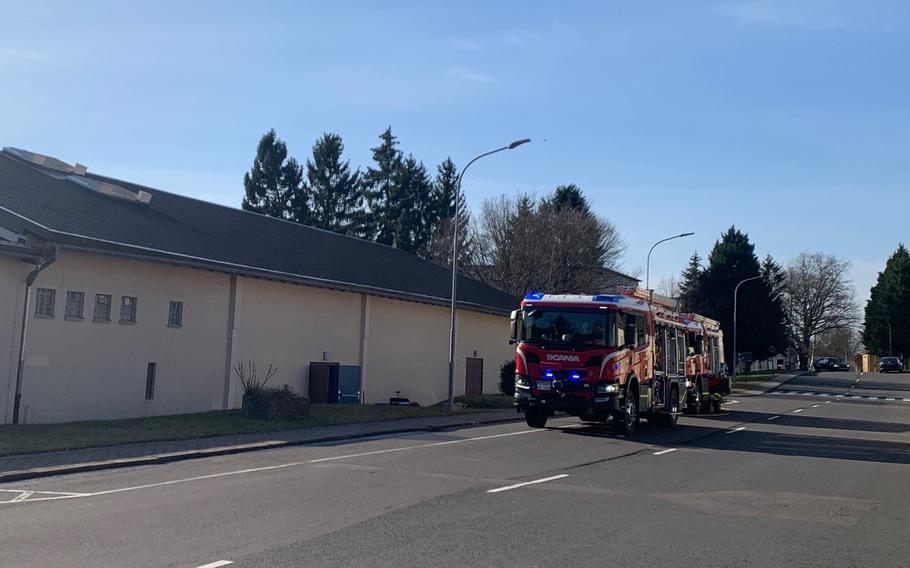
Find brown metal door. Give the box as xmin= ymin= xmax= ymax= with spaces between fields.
xmin=465 ymin=358 xmax=484 ymax=395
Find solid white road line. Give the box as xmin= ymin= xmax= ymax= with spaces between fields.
xmin=5 ymin=424 xmax=569 ymax=503
xmin=307 ymin=428 xmax=545 ymax=464
xmin=653 ymin=448 xmax=678 ymax=456
xmin=726 ymin=427 xmax=746 ymax=434
xmin=487 ymin=474 xmax=569 ymax=494
xmin=793 ymin=409 xmax=803 ymax=413
xmin=196 ymin=561 xmax=233 ymax=568
xmin=767 ymin=415 xmax=780 ymax=421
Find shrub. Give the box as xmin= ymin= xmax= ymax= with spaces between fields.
xmin=235 ymin=361 xmax=310 ymax=421
xmin=499 ymin=359 xmax=516 ymax=396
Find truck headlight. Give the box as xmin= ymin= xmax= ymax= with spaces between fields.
xmin=515 ymin=375 xmax=530 ymax=388
xmin=596 ymin=382 xmax=618 ymax=394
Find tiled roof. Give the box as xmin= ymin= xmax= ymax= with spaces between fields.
xmin=0 ymin=151 xmax=517 ymax=314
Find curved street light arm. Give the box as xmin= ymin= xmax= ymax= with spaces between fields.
xmin=645 ymin=232 xmax=695 ymax=292
xmin=732 ymin=275 xmax=764 ymax=384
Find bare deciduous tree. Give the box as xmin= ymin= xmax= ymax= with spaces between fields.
xmin=784 ymin=252 xmax=859 ymax=370
xmin=472 ymin=193 xmax=626 ymax=297
xmin=657 ymin=274 xmax=680 ymax=298
xmin=814 ymin=326 xmax=863 ymax=367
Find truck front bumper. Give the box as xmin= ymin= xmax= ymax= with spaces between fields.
xmin=514 ymin=388 xmax=619 ymax=415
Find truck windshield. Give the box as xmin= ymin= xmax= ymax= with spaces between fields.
xmin=522 ymin=308 xmax=615 ymax=348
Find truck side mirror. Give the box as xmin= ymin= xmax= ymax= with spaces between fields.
xmin=509 ymin=310 xmax=519 ymax=341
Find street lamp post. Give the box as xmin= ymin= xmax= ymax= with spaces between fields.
xmin=733 ymin=275 xmax=763 ymax=385
xmin=446 ymin=138 xmax=531 ymax=412
xmin=645 ymin=232 xmax=695 ymax=297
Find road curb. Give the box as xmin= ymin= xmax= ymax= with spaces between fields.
xmin=0 ymin=413 xmax=523 ymax=484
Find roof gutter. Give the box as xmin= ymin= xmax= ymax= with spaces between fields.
xmin=11 ymin=247 xmax=56 ymax=424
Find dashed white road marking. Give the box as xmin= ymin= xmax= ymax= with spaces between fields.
xmin=727 ymin=399 xmax=740 ymax=404
xmin=825 ymin=401 xmax=832 ymax=404
xmin=812 ymin=404 xmax=820 ymax=408
xmin=653 ymin=448 xmax=678 ymax=456
xmin=487 ymin=474 xmax=569 ymax=494
xmin=196 ymin=561 xmax=233 ymax=568
xmin=726 ymin=427 xmax=747 ymax=434
xmin=793 ymin=409 xmax=804 ymax=413
xmin=767 ymin=415 xmax=780 ymax=421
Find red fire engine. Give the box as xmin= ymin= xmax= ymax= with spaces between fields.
xmin=510 ymin=292 xmax=728 ymax=433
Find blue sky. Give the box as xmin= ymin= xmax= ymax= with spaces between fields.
xmin=2 ymin=1 xmax=908 ymax=302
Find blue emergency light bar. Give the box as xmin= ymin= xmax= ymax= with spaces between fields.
xmin=525 ymin=291 xmax=545 ymax=300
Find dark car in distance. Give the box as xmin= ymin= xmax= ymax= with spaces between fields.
xmin=814 ymin=357 xmax=850 ymax=372
xmin=879 ymin=357 xmax=904 ymax=373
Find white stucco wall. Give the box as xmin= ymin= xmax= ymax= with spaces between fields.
xmin=364 ymin=297 xmax=512 ymax=405
xmin=1 ymin=247 xmax=513 ymax=423
xmin=230 ymin=277 xmax=363 ymax=407
xmin=16 ymin=249 xmax=231 ymax=423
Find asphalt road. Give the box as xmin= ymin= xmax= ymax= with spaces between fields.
xmin=2 ymin=371 xmax=910 ymax=568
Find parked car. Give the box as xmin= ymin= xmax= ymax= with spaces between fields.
xmin=814 ymin=357 xmax=850 ymax=372
xmin=879 ymin=357 xmax=904 ymax=373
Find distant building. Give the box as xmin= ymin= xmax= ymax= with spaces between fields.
xmin=0 ymin=147 xmax=516 ymax=424
xmin=598 ymin=267 xmax=640 ymax=293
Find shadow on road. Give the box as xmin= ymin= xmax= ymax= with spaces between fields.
xmin=693 ymin=410 xmax=910 ymax=434
xmin=559 ymin=419 xmax=910 ymax=465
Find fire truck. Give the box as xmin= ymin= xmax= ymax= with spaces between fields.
xmin=509 ymin=292 xmax=728 ymax=433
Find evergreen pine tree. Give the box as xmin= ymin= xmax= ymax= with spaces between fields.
xmin=863 ymin=243 xmax=910 ymax=359
xmin=550 ymin=184 xmax=591 ymax=216
xmin=395 ymin=155 xmax=433 ymax=253
xmin=305 ymin=133 xmax=362 ymax=235
xmin=424 ymin=158 xmax=471 ymax=265
xmin=678 ymin=252 xmax=703 ymax=312
xmin=241 ymin=129 xmax=303 ymax=221
xmin=693 ymin=227 xmax=787 ymax=366
xmin=362 ymin=127 xmax=403 ymax=245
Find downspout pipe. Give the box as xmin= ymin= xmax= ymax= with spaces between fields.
xmin=12 ymin=249 xmax=56 ymax=424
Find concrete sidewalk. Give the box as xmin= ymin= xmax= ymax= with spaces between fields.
xmin=0 ymin=409 xmax=521 ymax=483
xmin=732 ymin=372 xmax=805 ymax=396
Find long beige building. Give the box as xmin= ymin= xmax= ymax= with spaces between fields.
xmin=0 ymin=147 xmax=516 ymax=424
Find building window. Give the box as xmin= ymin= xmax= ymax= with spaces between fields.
xmin=168 ymin=301 xmax=183 ymax=328
xmin=120 ymin=296 xmax=137 ymax=324
xmin=35 ymin=288 xmax=55 ymax=318
xmin=65 ymin=291 xmax=85 ymax=320
xmin=94 ymin=294 xmax=112 ymax=322
xmin=145 ymin=362 xmax=157 ymax=400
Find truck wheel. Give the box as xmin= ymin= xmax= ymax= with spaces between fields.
xmin=614 ymin=390 xmax=638 ymax=435
xmin=525 ymin=409 xmax=548 ymax=428
xmin=686 ymin=380 xmax=702 ymax=414
xmin=711 ymin=397 xmax=724 ymax=413
xmin=661 ymin=387 xmax=680 ymax=427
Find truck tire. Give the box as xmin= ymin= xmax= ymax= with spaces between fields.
xmin=711 ymin=397 xmax=724 ymax=413
xmin=660 ymin=386 xmax=680 ymax=427
xmin=614 ymin=388 xmax=638 ymax=435
xmin=525 ymin=409 xmax=548 ymax=428
xmin=686 ymin=379 xmax=702 ymax=414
